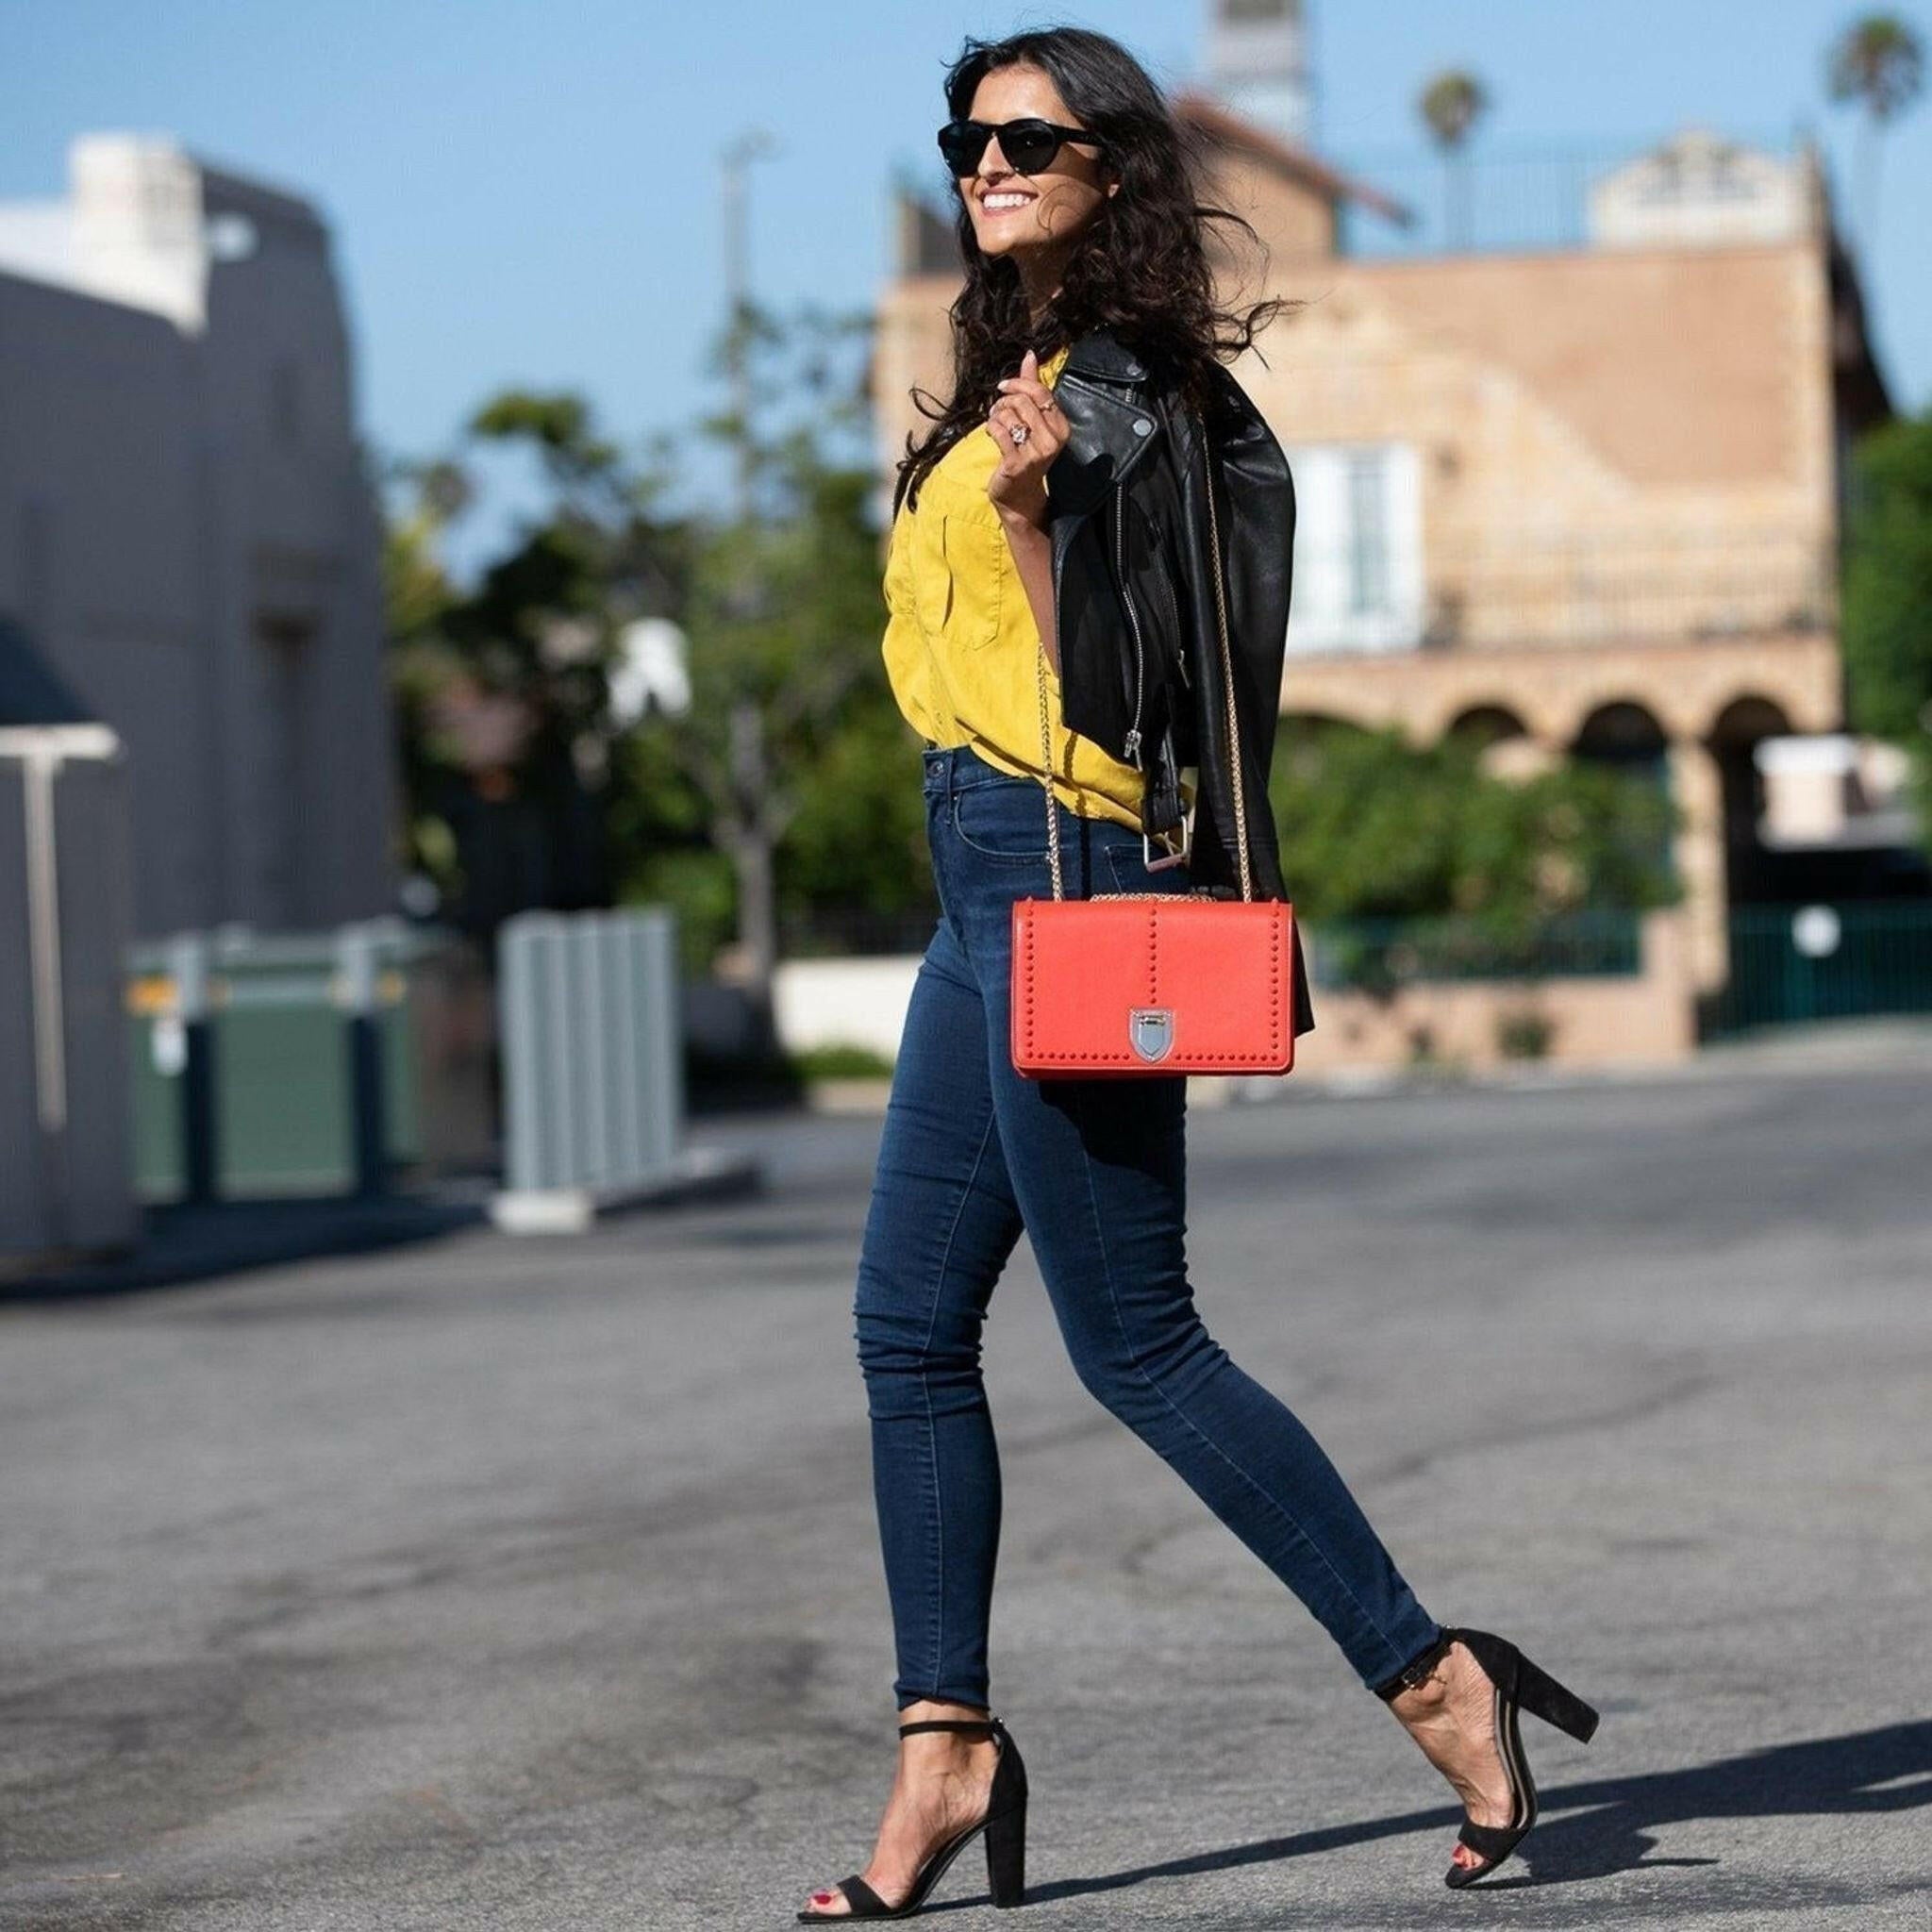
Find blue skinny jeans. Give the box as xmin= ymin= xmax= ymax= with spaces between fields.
xmin=853 ymin=742 xmax=1442 ymax=1710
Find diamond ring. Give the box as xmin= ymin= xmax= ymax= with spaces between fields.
xmin=1008 ymin=423 xmax=1029 ymax=445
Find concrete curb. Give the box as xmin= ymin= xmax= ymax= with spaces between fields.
xmin=488 ymin=1143 xmax=764 ymax=1234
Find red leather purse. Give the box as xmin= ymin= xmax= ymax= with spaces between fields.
xmin=1010 ymin=466 xmax=1297 ymax=1078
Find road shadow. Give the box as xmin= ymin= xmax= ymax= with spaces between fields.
xmin=932 ymin=1719 xmax=1932 ymax=1909
xmin=0 ymin=1192 xmax=487 ymax=1303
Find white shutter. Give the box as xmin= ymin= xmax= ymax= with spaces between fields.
xmin=1283 ymin=441 xmax=1424 ymax=655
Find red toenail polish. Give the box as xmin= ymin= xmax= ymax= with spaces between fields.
xmin=812 ymin=1893 xmax=833 ymax=1904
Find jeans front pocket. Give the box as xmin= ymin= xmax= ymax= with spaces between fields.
xmin=950 ymin=780 xmax=1054 ymax=865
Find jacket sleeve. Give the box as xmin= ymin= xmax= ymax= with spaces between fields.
xmin=1164 ymin=380 xmax=1316 ymax=1036
xmin=1208 ymin=368 xmax=1296 ymax=796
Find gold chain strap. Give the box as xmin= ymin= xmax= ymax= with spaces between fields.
xmin=1030 ymin=416 xmax=1251 ymax=903
xmin=1034 ymin=619 xmax=1066 ymax=900
xmin=1202 ymin=441 xmax=1254 ymax=901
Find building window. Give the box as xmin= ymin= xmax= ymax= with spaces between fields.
xmin=1345 ymin=449 xmax=1391 ymax=615
xmin=1283 ymin=441 xmax=1424 ymax=654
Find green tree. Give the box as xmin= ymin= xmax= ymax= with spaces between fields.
xmin=382 ymin=456 xmax=472 ymax=895
xmin=1825 ymin=12 xmax=1925 ymax=254
xmin=1418 ymin=70 xmax=1491 ymax=250
xmin=381 ymin=393 xmax=693 ymax=933
xmin=382 ymin=300 xmax=934 ymax=1044
xmin=1841 ymin=408 xmax=1932 ymax=845
xmin=1268 ymin=721 xmax=1679 ymax=935
xmin=641 ymin=298 xmax=921 ymax=1047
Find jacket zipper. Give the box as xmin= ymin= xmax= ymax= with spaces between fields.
xmin=1114 ymin=489 xmax=1146 ymax=766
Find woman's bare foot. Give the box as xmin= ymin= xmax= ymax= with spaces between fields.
xmin=1385 ymin=1639 xmax=1516 ymax=1877
xmin=800 ymin=1701 xmax=1001 ymax=1918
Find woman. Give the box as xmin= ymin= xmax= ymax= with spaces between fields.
xmin=800 ymin=26 xmax=1596 ymax=1920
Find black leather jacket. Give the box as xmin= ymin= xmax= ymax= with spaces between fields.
xmin=1045 ymin=327 xmax=1314 ymax=1034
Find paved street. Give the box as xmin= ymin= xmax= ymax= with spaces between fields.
xmin=5 ymin=1064 xmax=1931 ymax=1929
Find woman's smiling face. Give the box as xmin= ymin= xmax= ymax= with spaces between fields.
xmin=956 ymin=62 xmax=1117 ymax=263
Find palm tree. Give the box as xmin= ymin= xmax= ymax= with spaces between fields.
xmin=1825 ymin=13 xmax=1924 ymax=256
xmin=1419 ymin=71 xmax=1491 ymax=251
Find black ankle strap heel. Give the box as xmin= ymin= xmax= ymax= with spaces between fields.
xmin=1378 ymin=1627 xmax=1599 ymax=1889
xmin=797 ymin=1715 xmax=1028 ymax=1920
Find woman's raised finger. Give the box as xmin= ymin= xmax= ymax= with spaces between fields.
xmin=996 ymin=373 xmax=1060 ymax=420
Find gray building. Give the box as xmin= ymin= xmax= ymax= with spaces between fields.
xmin=0 ymin=134 xmax=394 ymax=938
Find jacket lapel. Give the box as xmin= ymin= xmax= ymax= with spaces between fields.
xmin=1045 ymin=329 xmax=1164 ymax=518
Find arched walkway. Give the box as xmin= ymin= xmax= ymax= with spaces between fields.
xmin=1447 ymin=703 xmax=1529 ymax=746
xmin=1276 ymin=639 xmax=1844 ymax=1000
xmin=1707 ymin=696 xmax=1794 ymax=910
xmin=1449 ymin=703 xmax=1552 ymax=780
xmin=1574 ymin=700 xmax=1671 ymax=784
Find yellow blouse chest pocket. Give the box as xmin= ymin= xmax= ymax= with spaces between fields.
xmin=908 ymin=492 xmax=1006 ymax=652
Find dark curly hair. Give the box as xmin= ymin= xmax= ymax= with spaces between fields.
xmin=891 ymin=24 xmax=1291 ymax=519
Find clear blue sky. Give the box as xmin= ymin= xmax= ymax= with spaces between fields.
xmin=7 ymin=0 xmax=1928 ymax=515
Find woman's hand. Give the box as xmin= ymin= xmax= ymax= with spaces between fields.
xmin=984 ymin=348 xmax=1066 ymax=530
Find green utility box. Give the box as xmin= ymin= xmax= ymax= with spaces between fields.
xmin=127 ymin=925 xmax=457 ymax=1200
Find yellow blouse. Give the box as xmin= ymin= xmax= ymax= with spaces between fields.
xmin=880 ymin=343 xmax=1189 ymax=833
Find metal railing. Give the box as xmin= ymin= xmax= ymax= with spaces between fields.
xmin=1330 ymin=129 xmax=1815 ymax=260
xmin=1307 ymin=909 xmax=1644 ymax=993
xmin=497 ymin=908 xmax=682 ymax=1203
xmin=1711 ymin=901 xmax=1932 ymax=1036
xmin=779 ymin=906 xmax=942 ymax=959
xmin=779 ymin=901 xmax=1657 ymax=986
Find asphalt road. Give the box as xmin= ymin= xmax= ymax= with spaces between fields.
xmin=5 ymin=1065 xmax=1931 ymax=1929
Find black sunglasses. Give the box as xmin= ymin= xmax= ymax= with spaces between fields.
xmin=937 ymin=116 xmax=1107 ymax=177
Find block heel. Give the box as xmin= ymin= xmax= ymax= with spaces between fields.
xmin=1508 ymin=1647 xmax=1600 ymax=1744
xmin=984 ymin=1795 xmax=1026 ymax=1907
xmin=797 ymin=1716 xmax=1028 ymax=1921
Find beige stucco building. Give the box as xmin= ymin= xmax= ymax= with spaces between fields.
xmin=872 ymin=98 xmax=1892 ymax=1016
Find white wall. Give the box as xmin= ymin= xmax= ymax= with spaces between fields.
xmin=773 ymin=956 xmax=922 ymax=1061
